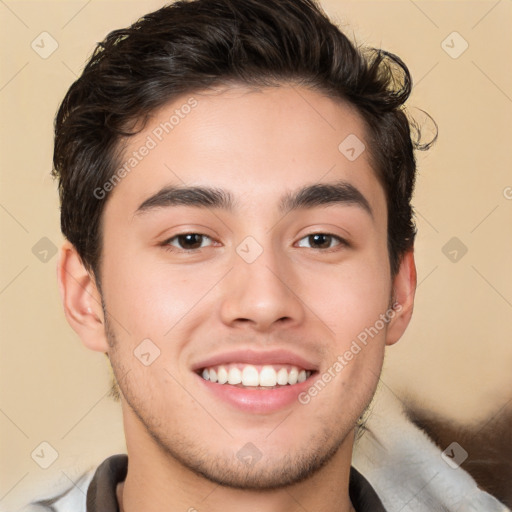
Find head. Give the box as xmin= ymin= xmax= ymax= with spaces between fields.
xmin=55 ymin=0 xmax=430 ymax=491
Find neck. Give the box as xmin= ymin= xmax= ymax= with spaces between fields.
xmin=118 ymin=442 xmax=355 ymax=511
xmin=117 ymin=459 xmax=355 ymax=512
xmin=117 ymin=403 xmax=356 ymax=512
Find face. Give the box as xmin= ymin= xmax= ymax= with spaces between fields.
xmin=97 ymin=84 xmax=401 ymax=489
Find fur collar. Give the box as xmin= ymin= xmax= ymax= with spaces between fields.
xmin=352 ymin=384 xmax=511 ymax=511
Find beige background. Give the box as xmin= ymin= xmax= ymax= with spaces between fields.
xmin=1 ymin=0 xmax=511 ymax=509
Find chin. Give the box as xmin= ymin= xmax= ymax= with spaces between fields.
xmin=183 ymin=447 xmax=341 ymax=491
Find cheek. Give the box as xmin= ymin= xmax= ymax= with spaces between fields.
xmin=303 ymin=256 xmax=391 ymax=340
xmin=101 ymin=249 xmax=229 ymax=353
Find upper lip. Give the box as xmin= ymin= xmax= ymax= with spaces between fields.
xmin=191 ymin=348 xmax=319 ymax=372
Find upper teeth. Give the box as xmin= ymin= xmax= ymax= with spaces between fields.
xmin=201 ymin=364 xmax=311 ymax=387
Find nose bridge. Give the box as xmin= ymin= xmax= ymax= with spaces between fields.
xmin=219 ymin=234 xmax=304 ymax=330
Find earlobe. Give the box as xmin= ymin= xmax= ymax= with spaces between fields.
xmin=57 ymin=241 xmax=109 ymax=353
xmin=385 ymin=249 xmax=417 ymax=346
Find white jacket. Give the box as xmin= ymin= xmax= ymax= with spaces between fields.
xmin=352 ymin=384 xmax=510 ymax=511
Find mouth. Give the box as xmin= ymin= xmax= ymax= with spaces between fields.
xmin=196 ymin=363 xmax=315 ymax=389
xmin=191 ymin=350 xmax=319 ymax=413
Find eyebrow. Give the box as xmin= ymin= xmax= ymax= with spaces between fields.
xmin=135 ymin=179 xmax=373 ymax=219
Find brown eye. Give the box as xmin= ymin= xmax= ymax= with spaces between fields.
xmin=166 ymin=233 xmax=212 ymax=250
xmin=296 ymin=233 xmax=346 ymax=250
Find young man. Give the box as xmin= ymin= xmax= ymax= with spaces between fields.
xmin=39 ymin=0 xmax=436 ymax=510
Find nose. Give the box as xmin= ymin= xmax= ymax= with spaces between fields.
xmin=218 ymin=243 xmax=305 ymax=332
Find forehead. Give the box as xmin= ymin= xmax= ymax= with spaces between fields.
xmin=104 ymin=84 xmax=386 ymax=220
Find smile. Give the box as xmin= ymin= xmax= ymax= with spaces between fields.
xmin=192 ymin=349 xmax=319 ymax=412
xmin=199 ymin=363 xmax=313 ymax=388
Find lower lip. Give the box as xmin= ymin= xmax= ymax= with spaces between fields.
xmin=195 ymin=372 xmax=316 ymax=413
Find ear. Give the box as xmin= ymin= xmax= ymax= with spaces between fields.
xmin=57 ymin=240 xmax=109 ymax=353
xmin=385 ymin=249 xmax=417 ymax=346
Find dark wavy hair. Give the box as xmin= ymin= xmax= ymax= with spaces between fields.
xmin=53 ymin=0 xmax=435 ymax=284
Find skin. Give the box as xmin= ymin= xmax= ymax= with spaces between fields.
xmin=58 ymin=84 xmax=416 ymax=512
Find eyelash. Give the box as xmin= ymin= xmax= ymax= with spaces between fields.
xmin=161 ymin=232 xmax=349 ymax=253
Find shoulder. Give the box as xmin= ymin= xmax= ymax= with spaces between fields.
xmin=17 ymin=470 xmax=94 ymax=512
xmin=352 ymin=385 xmax=511 ymax=512
xmin=17 ymin=453 xmax=127 ymax=512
